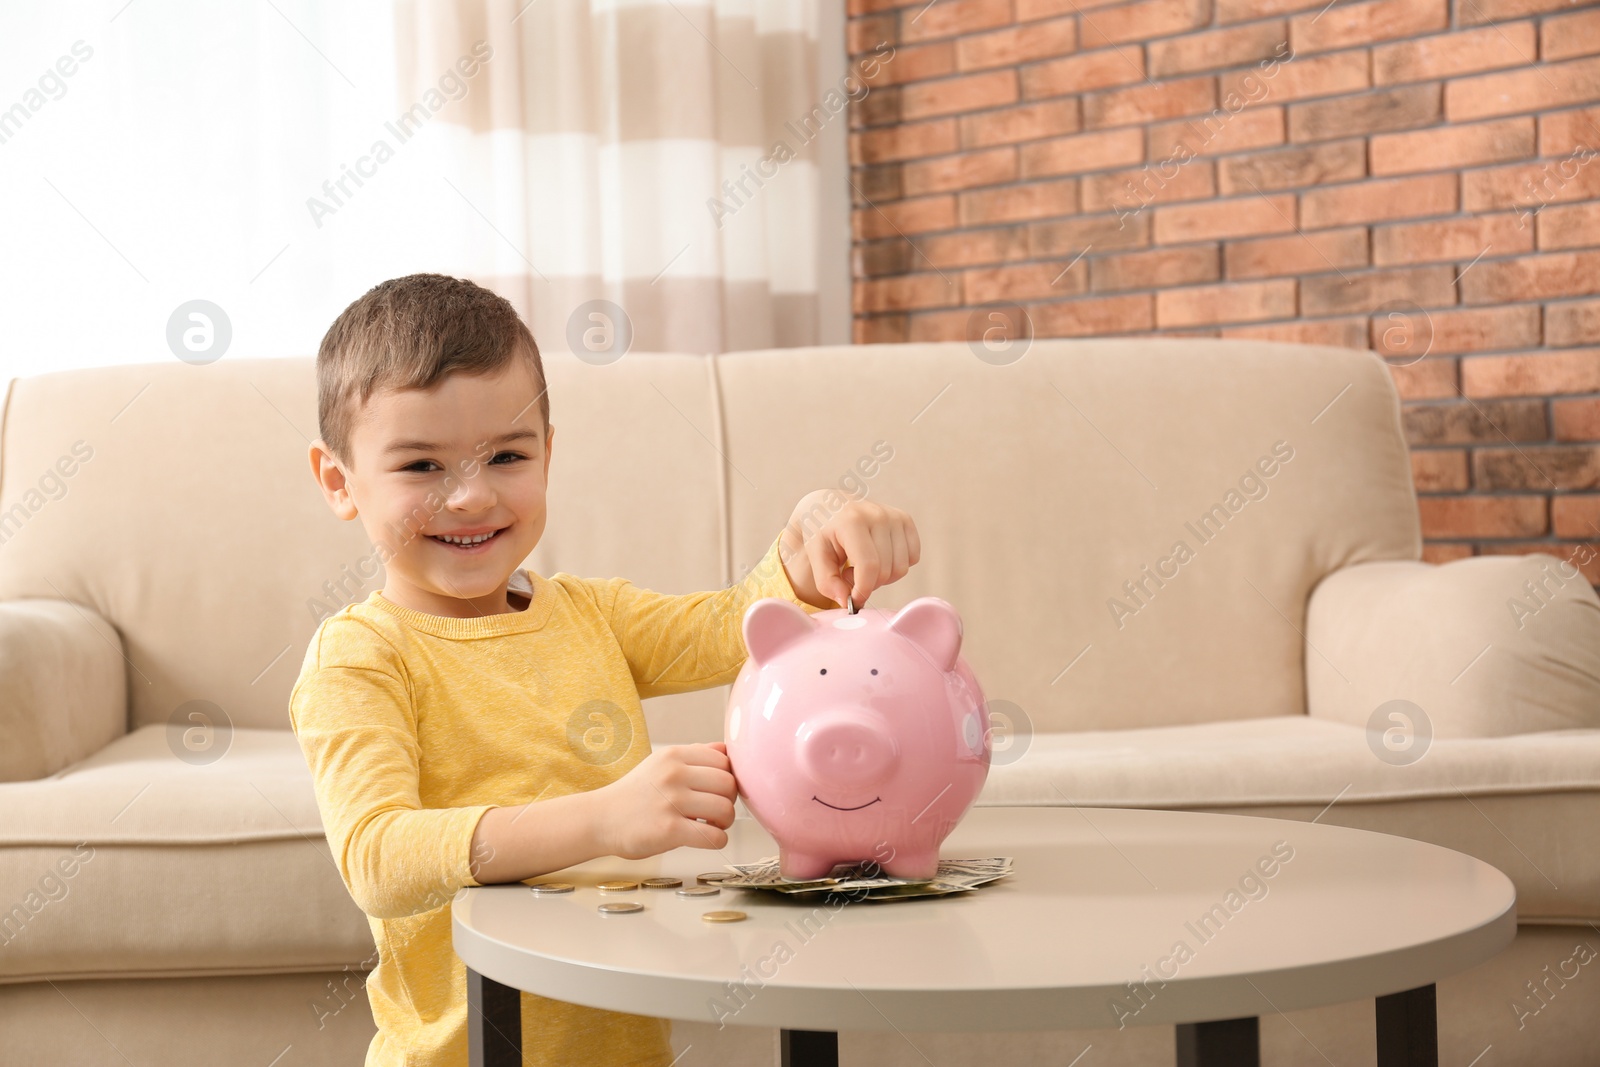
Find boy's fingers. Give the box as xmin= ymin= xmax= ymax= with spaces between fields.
xmin=692 ymin=826 xmax=730 ymax=850
xmin=890 ymin=524 xmax=910 ymax=583
xmin=804 ymin=505 xmax=923 ymax=607
xmin=682 ymin=765 xmax=737 ymax=799
xmin=681 ymin=742 xmax=730 ymax=768
xmin=870 ymin=524 xmax=894 ymax=596
xmin=676 ymin=788 xmax=735 ymax=827
xmin=836 ymin=523 xmax=883 ymax=604
xmin=806 ymin=534 xmax=849 ymax=607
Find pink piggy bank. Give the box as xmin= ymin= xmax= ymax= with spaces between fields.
xmin=725 ymin=596 xmax=990 ymax=881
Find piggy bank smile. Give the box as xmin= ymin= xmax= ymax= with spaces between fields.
xmin=726 ymin=596 xmax=991 ymax=881
xmin=813 ymin=795 xmax=882 ymax=811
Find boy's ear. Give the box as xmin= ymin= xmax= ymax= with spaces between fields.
xmin=309 ymin=439 xmax=359 ymax=521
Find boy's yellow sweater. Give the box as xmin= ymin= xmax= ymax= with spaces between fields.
xmin=288 ymin=532 xmax=822 ymax=1067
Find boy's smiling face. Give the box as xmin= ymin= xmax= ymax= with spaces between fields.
xmin=310 ymin=357 xmax=554 ymax=619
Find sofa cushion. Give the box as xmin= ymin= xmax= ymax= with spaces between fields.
xmin=0 ymin=726 xmax=373 ymax=984
xmin=1307 ymin=556 xmax=1600 ymax=738
xmin=979 ymin=716 xmax=1600 ymax=922
xmin=716 ymin=339 xmax=1422 ymax=733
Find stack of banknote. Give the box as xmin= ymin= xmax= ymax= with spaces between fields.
xmin=712 ymin=856 xmax=1013 ymax=903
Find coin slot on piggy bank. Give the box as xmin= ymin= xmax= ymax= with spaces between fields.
xmin=725 ymin=596 xmax=990 ymax=881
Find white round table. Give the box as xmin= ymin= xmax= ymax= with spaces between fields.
xmin=452 ymin=807 xmax=1515 ymax=1067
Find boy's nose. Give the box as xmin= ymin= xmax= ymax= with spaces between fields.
xmin=448 ymin=472 xmax=497 ymax=508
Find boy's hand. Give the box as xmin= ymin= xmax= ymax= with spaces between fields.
xmin=595 ymin=741 xmax=737 ymax=859
xmin=779 ymin=491 xmax=920 ymax=610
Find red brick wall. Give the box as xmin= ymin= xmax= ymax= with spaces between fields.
xmin=847 ymin=0 xmax=1600 ymax=577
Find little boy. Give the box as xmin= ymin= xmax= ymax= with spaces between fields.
xmin=289 ymin=274 xmax=920 ymax=1067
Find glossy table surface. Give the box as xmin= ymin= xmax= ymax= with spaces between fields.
xmin=451 ymin=807 xmax=1515 ymax=1034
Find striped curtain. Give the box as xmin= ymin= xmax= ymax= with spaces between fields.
xmin=394 ymin=0 xmax=825 ymax=355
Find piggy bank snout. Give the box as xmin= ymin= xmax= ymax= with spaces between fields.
xmin=798 ymin=712 xmax=899 ymax=789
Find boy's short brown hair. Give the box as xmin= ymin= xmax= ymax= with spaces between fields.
xmin=316 ymin=273 xmax=549 ymax=466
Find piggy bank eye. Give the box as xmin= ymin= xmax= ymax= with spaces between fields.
xmin=819 ymin=668 xmax=827 ymax=675
xmin=871 ymin=669 xmax=878 ymax=675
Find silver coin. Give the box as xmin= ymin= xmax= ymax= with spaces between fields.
xmin=598 ymin=901 xmax=644 ymax=914
xmin=676 ymin=885 xmax=721 ymax=898
xmin=529 ymin=882 xmax=575 ymax=894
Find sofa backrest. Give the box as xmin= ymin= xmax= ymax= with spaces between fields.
xmin=0 ymin=339 xmax=1419 ymax=741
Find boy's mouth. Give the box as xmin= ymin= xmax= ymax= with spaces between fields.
xmin=427 ymin=526 xmax=509 ymax=553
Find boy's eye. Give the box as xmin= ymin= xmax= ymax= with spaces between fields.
xmin=401 ymin=452 xmax=525 ymax=473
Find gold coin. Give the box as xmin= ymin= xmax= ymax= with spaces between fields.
xmin=598 ymin=880 xmax=640 ymax=892
xmin=700 ymin=909 xmax=748 ymax=923
xmin=696 ymin=872 xmax=731 ymax=884
xmin=598 ymin=901 xmax=643 ymax=914
xmin=642 ymin=877 xmax=683 ymax=889
xmin=677 ymin=885 xmax=720 ymax=898
xmin=529 ymin=882 xmax=574 ymax=894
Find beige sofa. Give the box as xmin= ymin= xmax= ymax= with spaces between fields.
xmin=1 ymin=339 xmax=1596 ymax=1066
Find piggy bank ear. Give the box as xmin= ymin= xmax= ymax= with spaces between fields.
xmin=886 ymin=597 xmax=963 ymax=672
xmin=743 ymin=598 xmax=816 ymax=665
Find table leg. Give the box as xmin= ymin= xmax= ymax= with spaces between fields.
xmin=780 ymin=1028 xmax=839 ymax=1067
xmin=1376 ymin=984 xmax=1438 ymax=1067
xmin=1175 ymin=1016 xmax=1259 ymax=1067
xmin=466 ymin=965 xmax=523 ymax=1067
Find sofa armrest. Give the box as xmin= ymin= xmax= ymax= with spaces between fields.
xmin=0 ymin=598 xmax=127 ymax=781
xmin=1305 ymin=555 xmax=1600 ymax=738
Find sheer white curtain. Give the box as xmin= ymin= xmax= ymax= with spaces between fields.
xmin=0 ymin=0 xmax=844 ymax=383
xmin=394 ymin=0 xmax=837 ymax=354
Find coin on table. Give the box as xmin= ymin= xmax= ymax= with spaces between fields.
xmin=696 ymin=872 xmax=732 ymax=884
xmin=677 ymin=885 xmax=720 ymax=898
xmin=598 ymin=880 xmax=640 ymax=892
xmin=642 ymin=877 xmax=683 ymax=889
xmin=529 ymin=882 xmax=575 ymax=894
xmin=700 ymin=909 xmax=748 ymax=923
xmin=598 ymin=901 xmax=644 ymax=914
